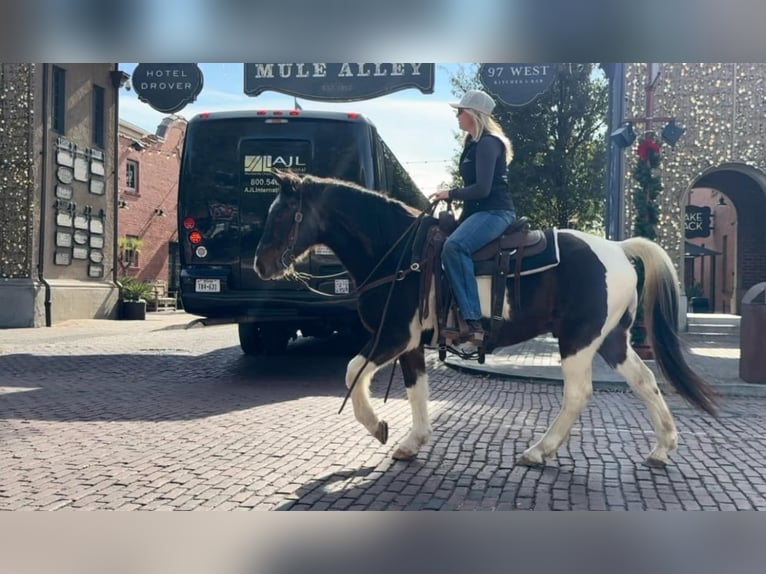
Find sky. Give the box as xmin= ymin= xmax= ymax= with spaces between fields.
xmin=118 ymin=62 xmax=475 ymax=196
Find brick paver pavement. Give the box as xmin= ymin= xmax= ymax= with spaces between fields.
xmin=1 ymin=315 xmax=766 ymax=510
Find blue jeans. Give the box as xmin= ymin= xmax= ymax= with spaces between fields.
xmin=441 ymin=209 xmax=515 ymax=322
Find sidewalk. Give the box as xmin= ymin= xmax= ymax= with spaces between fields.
xmin=0 ymin=310 xmax=201 ymax=349
xmin=445 ymin=328 xmax=766 ymax=398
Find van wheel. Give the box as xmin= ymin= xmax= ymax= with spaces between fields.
xmin=238 ymin=323 xmax=264 ymax=355
xmin=260 ymin=328 xmax=293 ymax=355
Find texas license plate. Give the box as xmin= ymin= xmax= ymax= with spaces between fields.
xmin=195 ymin=278 xmax=221 ymax=293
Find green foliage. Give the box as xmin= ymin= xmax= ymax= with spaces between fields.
xmin=685 ymin=281 xmax=704 ymax=299
xmin=629 ymin=134 xmax=663 ymax=346
xmin=118 ymin=276 xmax=154 ymax=302
xmin=118 ymin=236 xmax=143 ymax=252
xmin=631 ymin=135 xmax=662 ymax=241
xmin=449 ymin=63 xmax=608 ymax=230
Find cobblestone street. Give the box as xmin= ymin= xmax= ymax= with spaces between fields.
xmin=1 ymin=316 xmax=765 ymax=510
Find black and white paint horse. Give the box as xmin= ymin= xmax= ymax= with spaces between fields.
xmin=254 ymin=171 xmax=718 ymax=468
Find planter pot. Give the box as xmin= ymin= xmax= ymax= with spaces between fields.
xmin=122 ymin=300 xmax=147 ymax=320
xmin=690 ymin=297 xmax=709 ymax=313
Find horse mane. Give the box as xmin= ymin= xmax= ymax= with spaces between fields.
xmin=299 ymin=174 xmax=422 ymax=260
xmin=300 ymin=174 xmax=422 ymax=216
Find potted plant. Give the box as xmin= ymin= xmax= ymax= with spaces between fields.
xmin=119 ymin=276 xmax=154 ymax=320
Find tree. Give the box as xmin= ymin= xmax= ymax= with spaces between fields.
xmin=450 ymin=64 xmax=608 ymax=232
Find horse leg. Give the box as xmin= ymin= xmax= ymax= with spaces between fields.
xmin=616 ymin=347 xmax=678 ymax=468
xmin=517 ymin=345 xmax=596 ymax=466
xmin=597 ymin=316 xmax=678 ymax=467
xmin=391 ymin=346 xmax=431 ymax=461
xmin=345 ymin=353 xmax=390 ymax=445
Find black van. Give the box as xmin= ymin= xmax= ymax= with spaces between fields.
xmin=177 ymin=109 xmax=428 ymax=354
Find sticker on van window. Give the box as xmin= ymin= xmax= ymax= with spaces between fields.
xmin=241 ymin=140 xmax=311 ymax=193
xmin=242 ymin=155 xmax=308 ymax=193
xmin=244 ymin=154 xmax=307 ymax=173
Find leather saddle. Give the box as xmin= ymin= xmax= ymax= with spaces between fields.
xmin=417 ymin=212 xmax=545 ymax=358
xmin=471 ymin=216 xmax=547 ymax=274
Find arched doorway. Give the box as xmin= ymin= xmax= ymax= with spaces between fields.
xmin=687 ymin=163 xmax=766 ymax=314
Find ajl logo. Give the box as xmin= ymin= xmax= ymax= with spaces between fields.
xmin=244 ymin=155 xmax=307 ymax=173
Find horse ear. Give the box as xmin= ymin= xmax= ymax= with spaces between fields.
xmin=272 ymin=169 xmax=301 ymax=194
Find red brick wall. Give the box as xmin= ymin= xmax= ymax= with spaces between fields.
xmin=117 ymin=118 xmax=186 ymax=283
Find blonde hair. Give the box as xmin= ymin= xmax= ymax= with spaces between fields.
xmin=462 ymin=109 xmax=513 ymax=165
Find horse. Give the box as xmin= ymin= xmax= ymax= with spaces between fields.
xmin=254 ymin=170 xmax=718 ymax=468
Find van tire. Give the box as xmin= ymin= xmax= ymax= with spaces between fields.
xmin=260 ymin=328 xmax=292 ymax=355
xmin=238 ymin=322 xmax=264 ymax=355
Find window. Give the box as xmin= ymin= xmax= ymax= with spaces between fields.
xmin=93 ymin=84 xmax=105 ymax=148
xmin=126 ymin=160 xmax=138 ymax=193
xmin=52 ymin=66 xmax=66 ymax=133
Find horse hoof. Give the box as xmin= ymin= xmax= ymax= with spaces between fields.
xmin=643 ymin=457 xmax=668 ymax=469
xmin=392 ymin=447 xmax=417 ymax=461
xmin=516 ymin=453 xmax=544 ymax=467
xmin=374 ymin=420 xmax=388 ymax=444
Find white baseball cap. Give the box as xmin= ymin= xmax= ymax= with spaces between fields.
xmin=449 ymin=89 xmax=496 ymax=115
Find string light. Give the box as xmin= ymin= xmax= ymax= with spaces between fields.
xmin=0 ymin=64 xmax=35 ymax=279
xmin=623 ymin=63 xmax=764 ymax=272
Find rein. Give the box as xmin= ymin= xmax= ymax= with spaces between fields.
xmin=276 ymin=186 xmax=436 ymax=415
xmin=338 ymin=204 xmax=437 ymax=415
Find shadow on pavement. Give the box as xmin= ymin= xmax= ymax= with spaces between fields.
xmin=0 ymin=335 xmax=364 ymax=423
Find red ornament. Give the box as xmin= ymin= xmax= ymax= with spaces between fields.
xmin=636 ymin=137 xmax=660 ymax=163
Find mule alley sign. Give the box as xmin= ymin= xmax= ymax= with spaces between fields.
xmin=479 ymin=63 xmax=558 ymax=107
xmin=685 ymin=205 xmax=712 ymax=239
xmin=243 ymin=63 xmax=435 ymax=101
xmin=132 ymin=63 xmax=204 ymax=114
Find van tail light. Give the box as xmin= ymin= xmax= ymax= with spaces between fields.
xmin=189 ymin=230 xmax=203 ymax=244
xmin=182 ymin=216 xmax=196 ymax=230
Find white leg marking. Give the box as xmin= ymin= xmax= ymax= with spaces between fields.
xmin=617 ymin=347 xmax=678 ymax=466
xmin=345 ymin=354 xmax=381 ymax=437
xmin=393 ymin=372 xmax=432 ymax=460
xmin=518 ymin=345 xmax=596 ymax=466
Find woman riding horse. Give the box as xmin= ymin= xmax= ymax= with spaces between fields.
xmin=254 ymin=170 xmax=717 ymax=468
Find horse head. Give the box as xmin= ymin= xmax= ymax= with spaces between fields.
xmin=254 ymin=169 xmax=319 ymax=279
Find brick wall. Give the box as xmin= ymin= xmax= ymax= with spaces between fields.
xmin=117 ymin=117 xmax=186 ymax=283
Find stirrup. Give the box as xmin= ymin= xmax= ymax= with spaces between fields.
xmin=438 ymin=340 xmax=486 ymax=364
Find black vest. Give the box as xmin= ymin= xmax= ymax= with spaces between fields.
xmin=458 ymin=134 xmax=514 ymax=220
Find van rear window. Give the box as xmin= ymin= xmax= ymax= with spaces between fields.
xmin=183 ymin=118 xmax=368 ymax=193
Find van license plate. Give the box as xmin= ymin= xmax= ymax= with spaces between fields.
xmin=334 ymin=279 xmax=349 ymax=294
xmin=195 ymin=279 xmax=221 ymax=293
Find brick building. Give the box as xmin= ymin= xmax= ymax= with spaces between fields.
xmin=117 ymin=116 xmax=186 ymax=292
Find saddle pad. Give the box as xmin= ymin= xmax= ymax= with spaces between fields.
xmin=474 ymin=229 xmax=560 ymax=277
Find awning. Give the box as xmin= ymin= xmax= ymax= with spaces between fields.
xmin=685 ymin=241 xmax=721 ymax=257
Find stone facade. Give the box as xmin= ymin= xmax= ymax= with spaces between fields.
xmin=624 ymin=63 xmax=766 ymax=312
xmin=0 ymin=64 xmax=120 ymax=327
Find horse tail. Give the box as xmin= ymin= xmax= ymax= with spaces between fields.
xmin=619 ymin=237 xmax=718 ymax=416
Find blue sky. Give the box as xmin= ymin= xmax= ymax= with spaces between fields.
xmin=118 ymin=63 xmax=474 ymax=194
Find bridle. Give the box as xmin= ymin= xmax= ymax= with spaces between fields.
xmin=279 ymin=191 xmax=304 ymax=271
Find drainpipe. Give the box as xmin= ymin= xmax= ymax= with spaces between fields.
xmin=112 ymin=64 xmax=121 ymax=293
xmin=38 ymin=63 xmax=52 ymax=327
